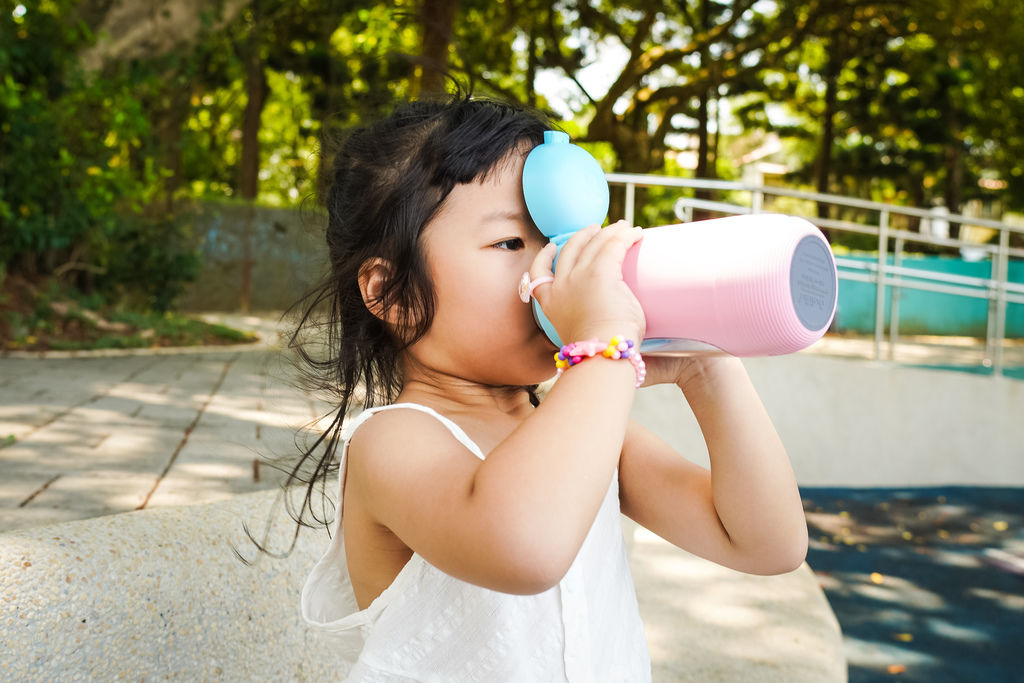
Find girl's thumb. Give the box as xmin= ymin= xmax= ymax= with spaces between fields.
xmin=530 ymin=241 xmax=558 ymax=279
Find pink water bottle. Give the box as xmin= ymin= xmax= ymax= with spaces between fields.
xmin=522 ymin=131 xmax=838 ymax=356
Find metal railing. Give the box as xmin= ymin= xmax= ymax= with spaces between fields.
xmin=607 ymin=173 xmax=1024 ymax=376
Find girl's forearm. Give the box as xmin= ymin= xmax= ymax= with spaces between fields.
xmin=681 ymin=358 xmax=808 ymax=573
xmin=468 ymin=358 xmax=637 ymax=577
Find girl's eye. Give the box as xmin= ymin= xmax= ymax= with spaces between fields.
xmin=493 ymin=238 xmax=525 ymax=250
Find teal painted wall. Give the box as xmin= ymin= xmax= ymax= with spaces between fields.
xmin=834 ymin=254 xmax=1024 ymax=337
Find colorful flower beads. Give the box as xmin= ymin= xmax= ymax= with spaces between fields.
xmin=602 ymin=337 xmax=634 ymax=360
xmin=553 ymin=337 xmax=646 ymax=387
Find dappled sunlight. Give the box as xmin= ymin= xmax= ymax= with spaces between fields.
xmin=803 ymin=487 xmax=1024 ymax=682
xmin=629 ymin=527 xmax=845 ymax=681
xmin=201 ymin=399 xmax=311 ymax=429
xmin=175 ymin=461 xmax=252 ymax=478
xmin=845 ymin=572 xmax=945 ymax=611
xmin=107 ymin=384 xmax=177 ymax=406
xmin=0 ymin=350 xmax=301 ymax=530
xmin=968 ymin=587 xmax=1024 ymax=611
xmin=33 ymin=471 xmax=156 ymax=514
xmin=843 ymin=634 xmax=940 ymax=669
xmin=923 ymin=616 xmax=993 ymax=644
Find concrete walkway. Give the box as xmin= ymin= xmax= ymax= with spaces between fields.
xmin=6 ymin=311 xmax=1018 ymax=529
xmin=0 ymin=341 xmax=317 ymax=531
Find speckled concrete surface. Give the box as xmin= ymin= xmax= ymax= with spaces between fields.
xmin=0 ymin=490 xmax=347 ymax=681
xmin=1 ymin=491 xmax=844 ymax=682
xmin=629 ymin=524 xmax=845 ymax=682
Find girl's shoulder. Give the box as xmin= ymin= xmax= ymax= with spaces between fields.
xmin=341 ymin=404 xmax=491 ymax=572
xmin=345 ymin=403 xmax=486 ymax=477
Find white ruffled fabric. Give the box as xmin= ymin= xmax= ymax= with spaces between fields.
xmin=301 ymin=403 xmax=651 ymax=682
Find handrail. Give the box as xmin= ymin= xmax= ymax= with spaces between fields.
xmin=606 ymin=173 xmax=1021 ymax=376
xmin=608 ymin=173 xmax=1024 ymax=234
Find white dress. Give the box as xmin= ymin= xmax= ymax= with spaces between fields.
xmin=301 ymin=403 xmax=652 ymax=682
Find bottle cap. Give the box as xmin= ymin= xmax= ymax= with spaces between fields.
xmin=522 ymin=130 xmax=610 ymax=243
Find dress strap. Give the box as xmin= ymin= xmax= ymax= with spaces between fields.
xmin=340 ymin=403 xmax=487 ymax=464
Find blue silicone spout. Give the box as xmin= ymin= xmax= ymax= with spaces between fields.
xmin=522 ymin=130 xmax=610 ymax=245
xmin=522 ymin=131 xmax=611 ymax=347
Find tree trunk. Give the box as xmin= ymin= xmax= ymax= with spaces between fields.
xmin=238 ymin=8 xmax=269 ymax=313
xmin=944 ymin=120 xmax=964 ymax=242
xmin=154 ymin=85 xmax=192 ymax=215
xmin=693 ymin=88 xmax=713 ymax=221
xmin=696 ymin=90 xmax=710 ymax=179
xmin=692 ymin=0 xmax=714 ymax=220
xmin=711 ymin=92 xmax=720 ymax=179
xmin=418 ymin=0 xmax=460 ymax=97
xmin=316 ymin=6 xmax=339 ymax=202
xmin=526 ymin=19 xmax=538 ymax=106
xmin=815 ymin=45 xmax=840 ymax=221
xmin=606 ymin=134 xmax=656 ymax=224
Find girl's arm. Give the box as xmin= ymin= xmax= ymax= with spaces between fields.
xmin=618 ymin=356 xmax=808 ymax=575
xmin=347 ymin=222 xmax=646 ymax=595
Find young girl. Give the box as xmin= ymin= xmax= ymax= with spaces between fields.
xmin=289 ymin=95 xmax=808 ymax=681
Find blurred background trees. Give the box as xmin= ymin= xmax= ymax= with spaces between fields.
xmin=2 ymin=0 xmax=1022 ymax=315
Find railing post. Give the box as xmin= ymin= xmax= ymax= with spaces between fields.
xmin=751 ymin=189 xmax=764 ymax=213
xmin=874 ymin=210 xmax=890 ymax=361
xmin=888 ymin=236 xmax=904 ymax=360
xmin=994 ymin=228 xmax=1010 ymax=377
xmin=625 ymin=182 xmax=636 ymax=225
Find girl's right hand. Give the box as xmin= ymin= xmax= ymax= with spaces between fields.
xmin=527 ymin=220 xmax=646 ymax=345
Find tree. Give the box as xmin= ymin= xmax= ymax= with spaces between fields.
xmin=416 ymin=0 xmax=460 ymax=96
xmin=451 ymin=1 xmax=860 ymax=198
xmin=73 ymin=0 xmax=250 ymax=70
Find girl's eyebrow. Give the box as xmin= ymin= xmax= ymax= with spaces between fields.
xmin=481 ymin=209 xmax=528 ymax=224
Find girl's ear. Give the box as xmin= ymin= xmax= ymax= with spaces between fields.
xmin=357 ymin=258 xmax=396 ymax=323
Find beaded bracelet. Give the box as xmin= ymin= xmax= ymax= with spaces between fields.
xmin=554 ymin=337 xmax=646 ymax=388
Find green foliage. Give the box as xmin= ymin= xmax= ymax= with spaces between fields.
xmin=5 ymin=0 xmax=1023 ymax=331
xmin=738 ymin=0 xmax=1024 ymax=217
xmin=99 ymin=214 xmax=202 ymax=313
xmin=1 ymin=275 xmax=258 ymax=351
xmin=0 ymin=1 xmax=195 ymax=309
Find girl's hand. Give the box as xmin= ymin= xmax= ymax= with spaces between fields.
xmin=528 ymin=220 xmax=646 ymax=344
xmin=641 ymin=354 xmax=744 ymax=396
xmin=639 ymin=355 xmax=699 ymax=388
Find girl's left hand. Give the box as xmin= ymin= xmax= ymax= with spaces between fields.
xmin=638 ymin=355 xmax=697 ymax=388
xmin=639 ymin=354 xmax=738 ymax=392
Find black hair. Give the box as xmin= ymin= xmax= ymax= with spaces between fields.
xmin=251 ymin=94 xmax=554 ymax=551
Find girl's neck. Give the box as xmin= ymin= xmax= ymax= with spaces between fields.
xmin=397 ymin=360 xmax=533 ymax=418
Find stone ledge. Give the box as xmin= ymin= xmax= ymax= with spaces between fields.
xmin=1 ymin=490 xmax=845 ymax=681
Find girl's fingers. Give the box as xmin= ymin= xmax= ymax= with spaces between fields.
xmin=550 ymin=223 xmax=601 ymax=275
xmin=574 ymin=221 xmax=643 ymax=274
xmin=526 ymin=241 xmax=558 ymax=302
xmin=529 ymin=240 xmax=558 ymax=277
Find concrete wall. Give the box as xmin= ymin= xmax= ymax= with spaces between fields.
xmin=176 ymin=202 xmax=329 ymax=312
xmin=632 ymin=353 xmax=1024 ymax=488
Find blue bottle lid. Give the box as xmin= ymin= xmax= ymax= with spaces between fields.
xmin=522 ymin=130 xmax=610 ymax=244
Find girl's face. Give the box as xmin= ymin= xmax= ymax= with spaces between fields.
xmin=411 ymin=149 xmax=556 ymax=387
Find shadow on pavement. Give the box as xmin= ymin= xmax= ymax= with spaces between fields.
xmin=801 ymin=486 xmax=1024 ymax=683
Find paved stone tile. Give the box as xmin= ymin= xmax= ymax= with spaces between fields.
xmin=0 ymin=346 xmax=307 ymax=531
